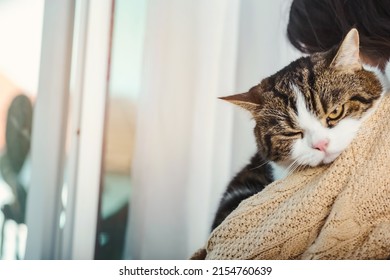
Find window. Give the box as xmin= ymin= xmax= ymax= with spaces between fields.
xmin=95 ymin=0 xmax=146 ymax=259
xmin=0 ymin=0 xmax=44 ymax=260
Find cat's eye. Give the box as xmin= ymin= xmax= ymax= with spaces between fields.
xmin=281 ymin=131 xmax=303 ymax=138
xmin=327 ymin=104 xmax=345 ymax=121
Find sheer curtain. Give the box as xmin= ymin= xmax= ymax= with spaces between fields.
xmin=124 ymin=0 xmax=300 ymax=259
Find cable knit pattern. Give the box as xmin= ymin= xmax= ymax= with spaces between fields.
xmin=201 ymin=94 xmax=390 ymax=260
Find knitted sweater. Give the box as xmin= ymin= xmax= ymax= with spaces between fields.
xmin=199 ymin=93 xmax=390 ymax=260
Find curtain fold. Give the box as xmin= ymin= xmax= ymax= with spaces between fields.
xmin=125 ymin=0 xmax=300 ymax=260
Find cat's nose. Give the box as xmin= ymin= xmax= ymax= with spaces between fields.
xmin=312 ymin=139 xmax=329 ymax=152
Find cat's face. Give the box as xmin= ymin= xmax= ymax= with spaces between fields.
xmin=222 ymin=29 xmax=384 ymax=170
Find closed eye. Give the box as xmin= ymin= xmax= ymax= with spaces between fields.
xmin=281 ymin=131 xmax=303 ymax=138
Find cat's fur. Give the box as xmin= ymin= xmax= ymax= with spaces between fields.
xmin=211 ymin=29 xmax=388 ymax=231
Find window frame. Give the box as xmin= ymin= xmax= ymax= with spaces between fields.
xmin=25 ymin=0 xmax=114 ymax=260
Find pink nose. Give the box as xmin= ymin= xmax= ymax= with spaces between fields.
xmin=313 ymin=139 xmax=329 ymax=152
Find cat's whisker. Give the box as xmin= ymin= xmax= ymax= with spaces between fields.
xmin=286 ymin=158 xmax=299 ymax=169
xmin=286 ymin=155 xmax=312 ymax=177
xmin=294 ymin=164 xmax=306 ymax=174
xmin=288 ymin=163 xmax=304 ymax=177
xmin=249 ymin=160 xmax=270 ymax=171
xmin=287 ymin=164 xmax=300 ymax=177
xmin=285 ymin=158 xmax=300 ymax=177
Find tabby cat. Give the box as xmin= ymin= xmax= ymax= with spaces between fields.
xmin=211 ymin=28 xmax=389 ymax=230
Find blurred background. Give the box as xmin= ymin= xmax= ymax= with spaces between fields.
xmin=0 ymin=0 xmax=299 ymax=260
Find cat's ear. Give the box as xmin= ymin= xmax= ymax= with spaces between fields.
xmin=219 ymin=92 xmax=260 ymax=113
xmin=330 ymin=28 xmax=362 ymax=72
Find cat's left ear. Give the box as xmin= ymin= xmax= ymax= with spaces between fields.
xmin=330 ymin=28 xmax=362 ymax=72
xmin=219 ymin=92 xmax=260 ymax=113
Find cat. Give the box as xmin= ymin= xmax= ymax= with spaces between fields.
xmin=211 ymin=28 xmax=389 ymax=231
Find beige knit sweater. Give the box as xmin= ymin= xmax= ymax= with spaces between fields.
xmin=199 ymin=93 xmax=390 ymax=260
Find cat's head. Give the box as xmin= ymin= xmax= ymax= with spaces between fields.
xmin=222 ymin=29 xmax=384 ymax=170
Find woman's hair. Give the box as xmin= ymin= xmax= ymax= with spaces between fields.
xmin=287 ymin=0 xmax=390 ymax=64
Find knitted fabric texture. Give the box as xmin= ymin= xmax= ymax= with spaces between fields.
xmin=202 ymin=94 xmax=390 ymax=260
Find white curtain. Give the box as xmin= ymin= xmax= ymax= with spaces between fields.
xmin=124 ymin=0 xmax=300 ymax=260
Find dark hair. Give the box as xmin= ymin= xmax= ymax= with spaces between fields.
xmin=287 ymin=0 xmax=390 ymax=66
